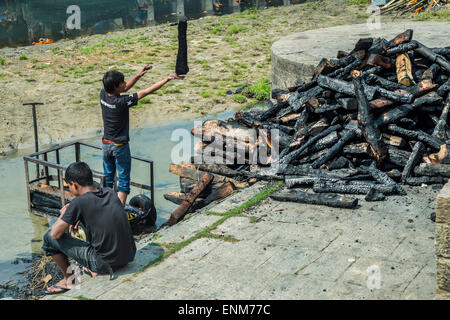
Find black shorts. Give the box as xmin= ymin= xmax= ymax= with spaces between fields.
xmin=42 ymin=230 xmax=102 ymax=273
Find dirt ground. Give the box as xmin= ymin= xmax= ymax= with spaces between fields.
xmin=0 ymin=0 xmax=418 ymax=155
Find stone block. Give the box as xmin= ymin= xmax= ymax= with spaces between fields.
xmin=436 ymin=183 xmax=450 ymax=225
xmin=436 ymin=224 xmax=450 ymax=259
xmin=437 ymin=257 xmax=450 ymax=293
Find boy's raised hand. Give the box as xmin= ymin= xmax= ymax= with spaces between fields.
xmin=138 ymin=65 xmax=153 ymax=77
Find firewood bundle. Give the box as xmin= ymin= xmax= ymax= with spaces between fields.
xmin=166 ymin=29 xmax=450 ymax=221
xmin=381 ymin=0 xmax=448 ymax=17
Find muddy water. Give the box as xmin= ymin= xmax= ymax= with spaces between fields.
xmin=0 ymin=109 xmax=236 ymax=287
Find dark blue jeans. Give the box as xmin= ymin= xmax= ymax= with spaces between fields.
xmin=102 ymin=143 xmax=131 ymax=194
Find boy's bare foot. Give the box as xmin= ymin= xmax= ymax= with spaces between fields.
xmin=45 ymin=279 xmax=72 ymax=294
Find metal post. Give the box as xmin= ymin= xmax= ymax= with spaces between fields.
xmin=24 ymin=159 xmax=31 ymax=213
xmin=56 ymin=149 xmax=61 ymax=188
xmin=58 ymin=168 xmax=65 ymax=207
xmin=150 ymin=162 xmax=154 ymax=202
xmin=23 ymin=102 xmax=44 ymax=178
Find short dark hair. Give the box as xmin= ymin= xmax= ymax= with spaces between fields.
xmin=103 ymin=70 xmax=124 ymax=94
xmin=65 ymin=162 xmax=93 ymax=187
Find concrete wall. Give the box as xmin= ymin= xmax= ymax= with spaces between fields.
xmin=436 ymin=183 xmax=450 ymax=298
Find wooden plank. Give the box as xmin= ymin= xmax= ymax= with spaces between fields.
xmin=167 ymin=172 xmax=213 ymax=226
xmin=169 ymin=163 xmax=248 ymax=188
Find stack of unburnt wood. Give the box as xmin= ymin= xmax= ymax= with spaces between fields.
xmin=166 ymin=29 xmax=450 ymax=224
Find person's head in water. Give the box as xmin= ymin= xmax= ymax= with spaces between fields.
xmin=65 ymin=162 xmax=94 ymax=196
xmin=103 ymin=70 xmax=126 ymax=95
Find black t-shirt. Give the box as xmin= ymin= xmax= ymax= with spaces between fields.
xmin=100 ymin=89 xmax=138 ymax=144
xmin=62 ymin=187 xmax=136 ymax=267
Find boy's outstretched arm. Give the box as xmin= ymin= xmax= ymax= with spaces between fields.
xmin=137 ymin=73 xmax=183 ymax=100
xmin=124 ymin=65 xmax=153 ymax=92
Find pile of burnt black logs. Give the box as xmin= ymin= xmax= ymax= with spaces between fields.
xmin=166 ymin=29 xmax=450 ymax=222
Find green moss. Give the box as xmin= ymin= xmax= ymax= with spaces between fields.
xmin=226 ymin=25 xmax=248 ymax=35
xmin=242 ymin=77 xmax=270 ymax=101
xmin=232 ymin=94 xmax=247 ymax=104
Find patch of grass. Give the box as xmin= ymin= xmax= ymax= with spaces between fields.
xmin=0 ymin=57 xmax=5 ymax=65
xmin=200 ymin=90 xmax=213 ymax=99
xmin=226 ymin=25 xmax=248 ymax=35
xmin=242 ymin=77 xmax=270 ymax=101
xmin=0 ymin=73 xmax=6 ymax=78
xmin=347 ymin=0 xmax=370 ymax=5
xmin=413 ymin=9 xmax=450 ymax=22
xmin=25 ymin=78 xmax=36 ymax=82
xmin=34 ymin=64 xmax=50 ymax=70
xmin=19 ymin=55 xmax=28 ymax=60
xmin=232 ymin=94 xmax=247 ymax=104
xmin=76 ymin=295 xmax=95 ymax=300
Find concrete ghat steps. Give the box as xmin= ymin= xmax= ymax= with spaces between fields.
xmin=43 ymin=181 xmax=442 ymax=300
xmin=271 ymin=22 xmax=450 ymax=90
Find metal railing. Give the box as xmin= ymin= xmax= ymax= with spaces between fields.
xmin=23 ymin=140 xmax=154 ymax=214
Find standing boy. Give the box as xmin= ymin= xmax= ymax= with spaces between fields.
xmin=101 ymin=66 xmax=182 ymax=206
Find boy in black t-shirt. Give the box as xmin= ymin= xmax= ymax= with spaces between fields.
xmin=101 ymin=66 xmax=183 ymax=206
xmin=42 ymin=162 xmax=136 ymax=295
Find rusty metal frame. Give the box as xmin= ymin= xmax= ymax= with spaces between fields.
xmin=23 ymin=140 xmax=154 ymax=215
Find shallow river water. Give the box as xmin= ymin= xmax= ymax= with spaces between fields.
xmin=0 ymin=109 xmax=236 ymax=285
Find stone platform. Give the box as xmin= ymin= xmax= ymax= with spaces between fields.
xmin=43 ymin=181 xmax=440 ymax=300
xmin=270 ymin=22 xmax=450 ymax=90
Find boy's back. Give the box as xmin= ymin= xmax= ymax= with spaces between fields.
xmin=62 ymin=187 xmax=136 ymax=267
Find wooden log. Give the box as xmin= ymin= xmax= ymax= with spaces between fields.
xmin=270 ymin=189 xmax=358 ymax=209
xmin=366 ymin=73 xmax=406 ymax=91
xmin=354 ymin=77 xmax=387 ymax=163
xmin=376 ymin=86 xmax=414 ymax=104
xmin=414 ymin=41 xmax=450 ymax=74
xmin=432 ymin=94 xmax=450 ymax=142
xmin=290 ymin=86 xmax=324 ymax=112
xmin=422 ymin=64 xmax=441 ymax=81
xmin=167 ymin=172 xmax=213 ymax=225
xmin=258 ymin=101 xmax=288 ymax=121
xmin=401 ymin=141 xmax=425 ymax=183
xmin=437 ymin=79 xmax=450 ymax=98
xmin=387 ymin=124 xmax=444 ymax=150
xmin=414 ymin=163 xmax=450 ymax=177
xmin=430 ymin=144 xmax=450 ymax=165
xmin=312 ymin=179 xmax=397 ymax=195
xmin=311 ymin=129 xmax=358 ymax=169
xmin=169 ymin=163 xmax=248 ymax=188
xmin=277 ymin=164 xmax=359 ymax=180
xmin=326 ymin=156 xmax=351 ymax=170
xmin=386 ymin=41 xmax=419 ymax=56
xmin=337 ymin=98 xmax=358 ymax=111
xmin=312 ymin=58 xmax=336 ymax=80
xmin=280 ymin=124 xmax=342 ymax=165
xmin=189 ymin=163 xmax=244 ymax=180
xmin=285 ymin=176 xmax=319 ymax=188
xmin=387 ymin=29 xmax=413 ymax=48
xmin=367 ymin=54 xmax=392 ymax=69
xmin=365 ymin=187 xmax=386 ymax=201
xmin=369 ymin=99 xmax=395 ymax=109
xmin=404 ymin=176 xmax=447 ymax=186
xmin=297 ymin=131 xmax=339 ymax=158
xmin=396 ymin=53 xmax=414 ymax=86
xmin=387 ymin=145 xmax=411 ymax=167
xmin=361 ymin=165 xmax=407 ymax=195
xmin=382 ymin=133 xmax=406 ymax=148
xmin=164 ymin=192 xmax=189 ymax=205
xmin=343 ymin=142 xmax=370 ymax=155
